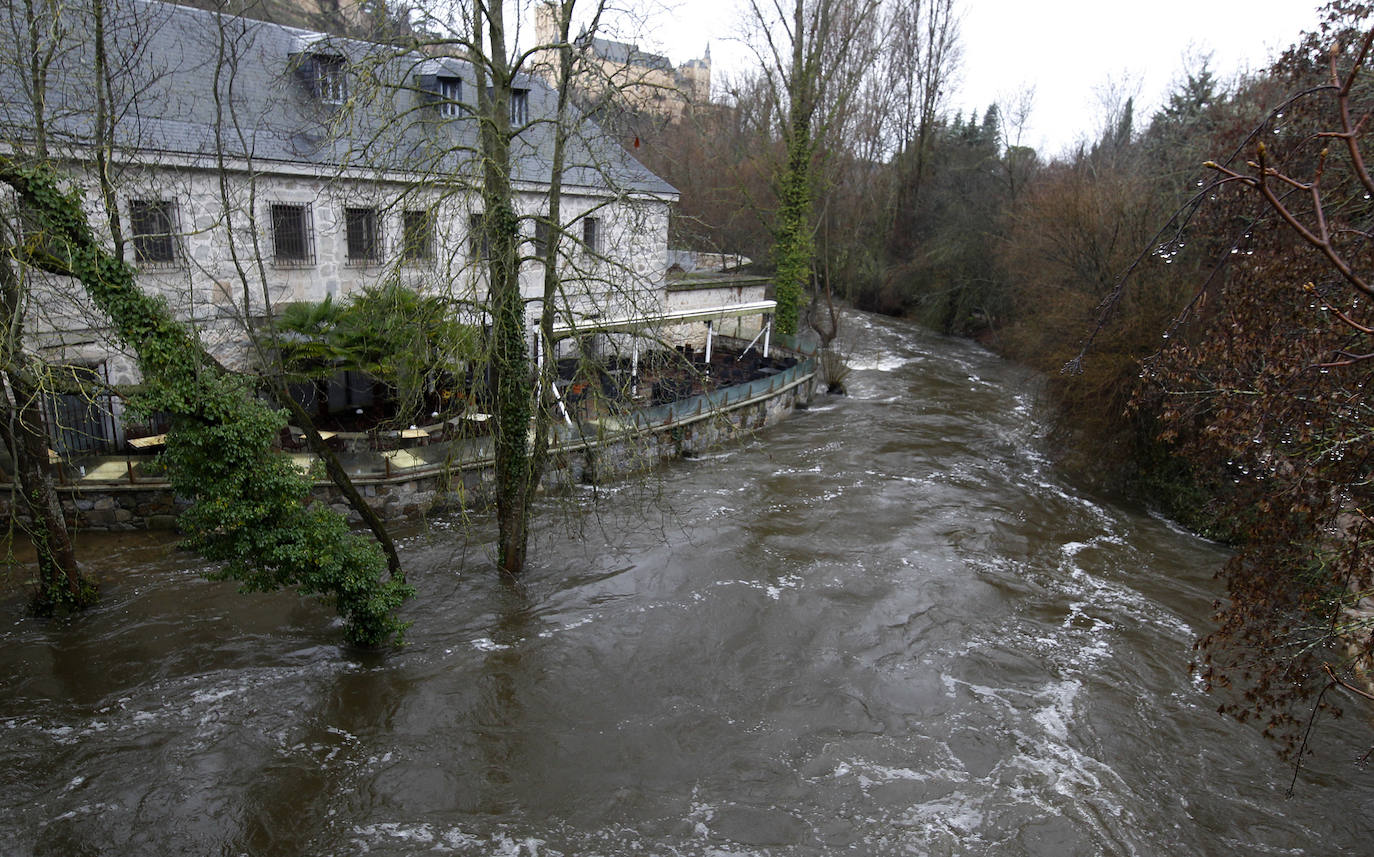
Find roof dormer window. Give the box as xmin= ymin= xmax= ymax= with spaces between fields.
xmin=439 ymin=76 xmax=463 ymax=117
xmin=417 ymin=73 xmax=466 ymax=117
xmin=486 ymin=86 xmax=530 ymax=126
xmin=295 ymin=51 xmax=347 ymax=104
xmin=314 ymin=54 xmax=347 ymax=103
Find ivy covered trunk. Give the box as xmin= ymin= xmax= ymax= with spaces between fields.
xmin=771 ymin=0 xmax=817 ymax=337
xmin=774 ymin=115 xmax=814 ymax=337
xmin=490 ymin=201 xmax=532 ymax=575
xmin=0 ymin=158 xmax=411 ymax=645
xmin=476 ymin=1 xmax=535 ymax=576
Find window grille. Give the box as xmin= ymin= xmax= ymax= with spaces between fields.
xmin=129 ymin=199 xmax=179 ymax=267
xmin=345 ymin=207 xmax=382 ymax=265
xmin=271 ymin=203 xmax=315 ymax=266
xmin=314 ymin=54 xmax=347 ymax=104
xmin=44 ymin=364 xmax=115 ymax=455
xmin=401 ymin=209 xmax=434 ymax=264
xmin=485 ymin=86 xmax=530 ymax=125
xmin=582 ymin=216 xmax=601 ymax=256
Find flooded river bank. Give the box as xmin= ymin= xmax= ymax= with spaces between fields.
xmin=3 ymin=311 xmax=1371 ymax=855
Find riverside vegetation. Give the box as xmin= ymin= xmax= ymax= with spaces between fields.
xmin=627 ymin=1 xmax=1374 ymax=760
xmin=4 ymin=0 xmax=1371 ymax=762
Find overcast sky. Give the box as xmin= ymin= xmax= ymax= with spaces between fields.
xmin=621 ymin=0 xmax=1328 ymax=157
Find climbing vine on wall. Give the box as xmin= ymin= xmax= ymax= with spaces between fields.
xmin=0 ymin=158 xmax=411 ymax=646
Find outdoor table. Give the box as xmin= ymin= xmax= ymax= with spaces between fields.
xmin=294 ymin=429 xmax=338 ymax=441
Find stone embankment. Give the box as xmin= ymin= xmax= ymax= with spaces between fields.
xmin=2 ymin=349 xmax=817 ymax=531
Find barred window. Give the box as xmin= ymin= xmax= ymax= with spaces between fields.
xmin=44 ymin=364 xmax=115 ymax=455
xmin=344 ymin=207 xmax=382 ymax=265
xmin=271 ymin=203 xmax=315 ymax=266
xmin=401 ymin=209 xmax=434 ymax=264
xmin=582 ymin=216 xmax=600 ymax=256
xmin=129 ymin=200 xmax=179 ymax=267
xmin=485 ymin=86 xmax=529 ymax=125
xmin=314 ymin=54 xmax=347 ymax=104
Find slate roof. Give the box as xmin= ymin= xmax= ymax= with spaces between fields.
xmin=0 ymin=0 xmax=676 ymax=196
xmin=584 ymin=36 xmax=673 ymax=74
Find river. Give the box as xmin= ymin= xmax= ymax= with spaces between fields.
xmin=3 ymin=311 xmax=1371 ymax=856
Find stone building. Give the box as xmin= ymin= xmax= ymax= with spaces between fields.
xmin=0 ymin=0 xmax=685 ymax=452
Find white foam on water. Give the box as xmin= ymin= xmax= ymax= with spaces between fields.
xmin=351 ymin=821 xmax=439 ymax=847
xmin=39 ymin=802 xmax=115 ymax=826
xmin=349 ymin=823 xmax=559 ymax=856
xmin=491 ymin=835 xmax=550 ymax=856
xmin=190 ymin=686 xmax=239 ymax=705
xmin=537 ymin=616 xmax=594 ymax=639
xmin=848 ymin=354 xmax=911 ymax=372
xmin=771 ymin=463 xmax=822 ymax=477
xmin=470 ymin=637 xmax=510 ymax=652
xmin=1030 ymin=679 xmax=1080 ymax=742
xmin=897 ymin=792 xmax=987 ymax=838
xmin=1053 ymin=538 xmax=1197 ymax=643
xmin=764 ymin=574 xmax=802 ymax=600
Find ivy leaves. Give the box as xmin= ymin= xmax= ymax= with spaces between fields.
xmin=0 ymin=158 xmax=411 ymax=646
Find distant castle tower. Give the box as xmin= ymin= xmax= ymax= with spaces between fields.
xmin=534 ymin=0 xmax=559 ymax=47
xmin=532 ymin=1 xmax=711 ymax=121
xmin=675 ymin=43 xmax=712 ymax=105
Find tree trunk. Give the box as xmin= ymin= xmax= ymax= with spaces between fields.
xmin=476 ymin=0 xmax=533 ymax=576
xmin=771 ymin=0 xmax=817 ymax=337
xmin=1 ymin=369 xmax=90 ymax=612
xmin=0 ymin=243 xmax=91 ymax=613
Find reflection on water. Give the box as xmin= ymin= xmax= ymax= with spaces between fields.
xmin=3 ymin=312 xmax=1372 ymax=856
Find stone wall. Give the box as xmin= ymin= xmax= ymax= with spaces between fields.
xmin=662 ymin=275 xmax=770 ymax=346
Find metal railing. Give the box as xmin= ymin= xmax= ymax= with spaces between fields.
xmin=25 ymin=348 xmax=817 ymax=489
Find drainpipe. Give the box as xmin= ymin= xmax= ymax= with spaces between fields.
xmin=704 ymin=320 xmax=714 ymax=365
xmin=762 ymin=314 xmax=772 ymax=358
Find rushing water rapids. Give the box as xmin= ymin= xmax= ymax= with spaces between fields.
xmin=3 ymin=311 xmax=1373 ymax=856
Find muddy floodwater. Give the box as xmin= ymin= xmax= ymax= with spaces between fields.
xmin=3 ymin=312 xmax=1373 ymax=856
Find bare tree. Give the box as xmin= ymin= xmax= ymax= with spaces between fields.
xmin=741 ymin=0 xmax=884 ymax=337
xmin=881 ymin=0 xmax=959 ymax=263
xmin=0 ymin=0 xmax=107 ymax=612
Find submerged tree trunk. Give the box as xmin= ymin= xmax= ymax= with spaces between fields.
xmin=0 ymin=365 xmax=91 ymax=613
xmin=474 ymin=0 xmax=533 ymax=576
xmin=1 ymin=0 xmax=92 ymax=613
xmin=0 ymin=243 xmax=91 ymax=613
